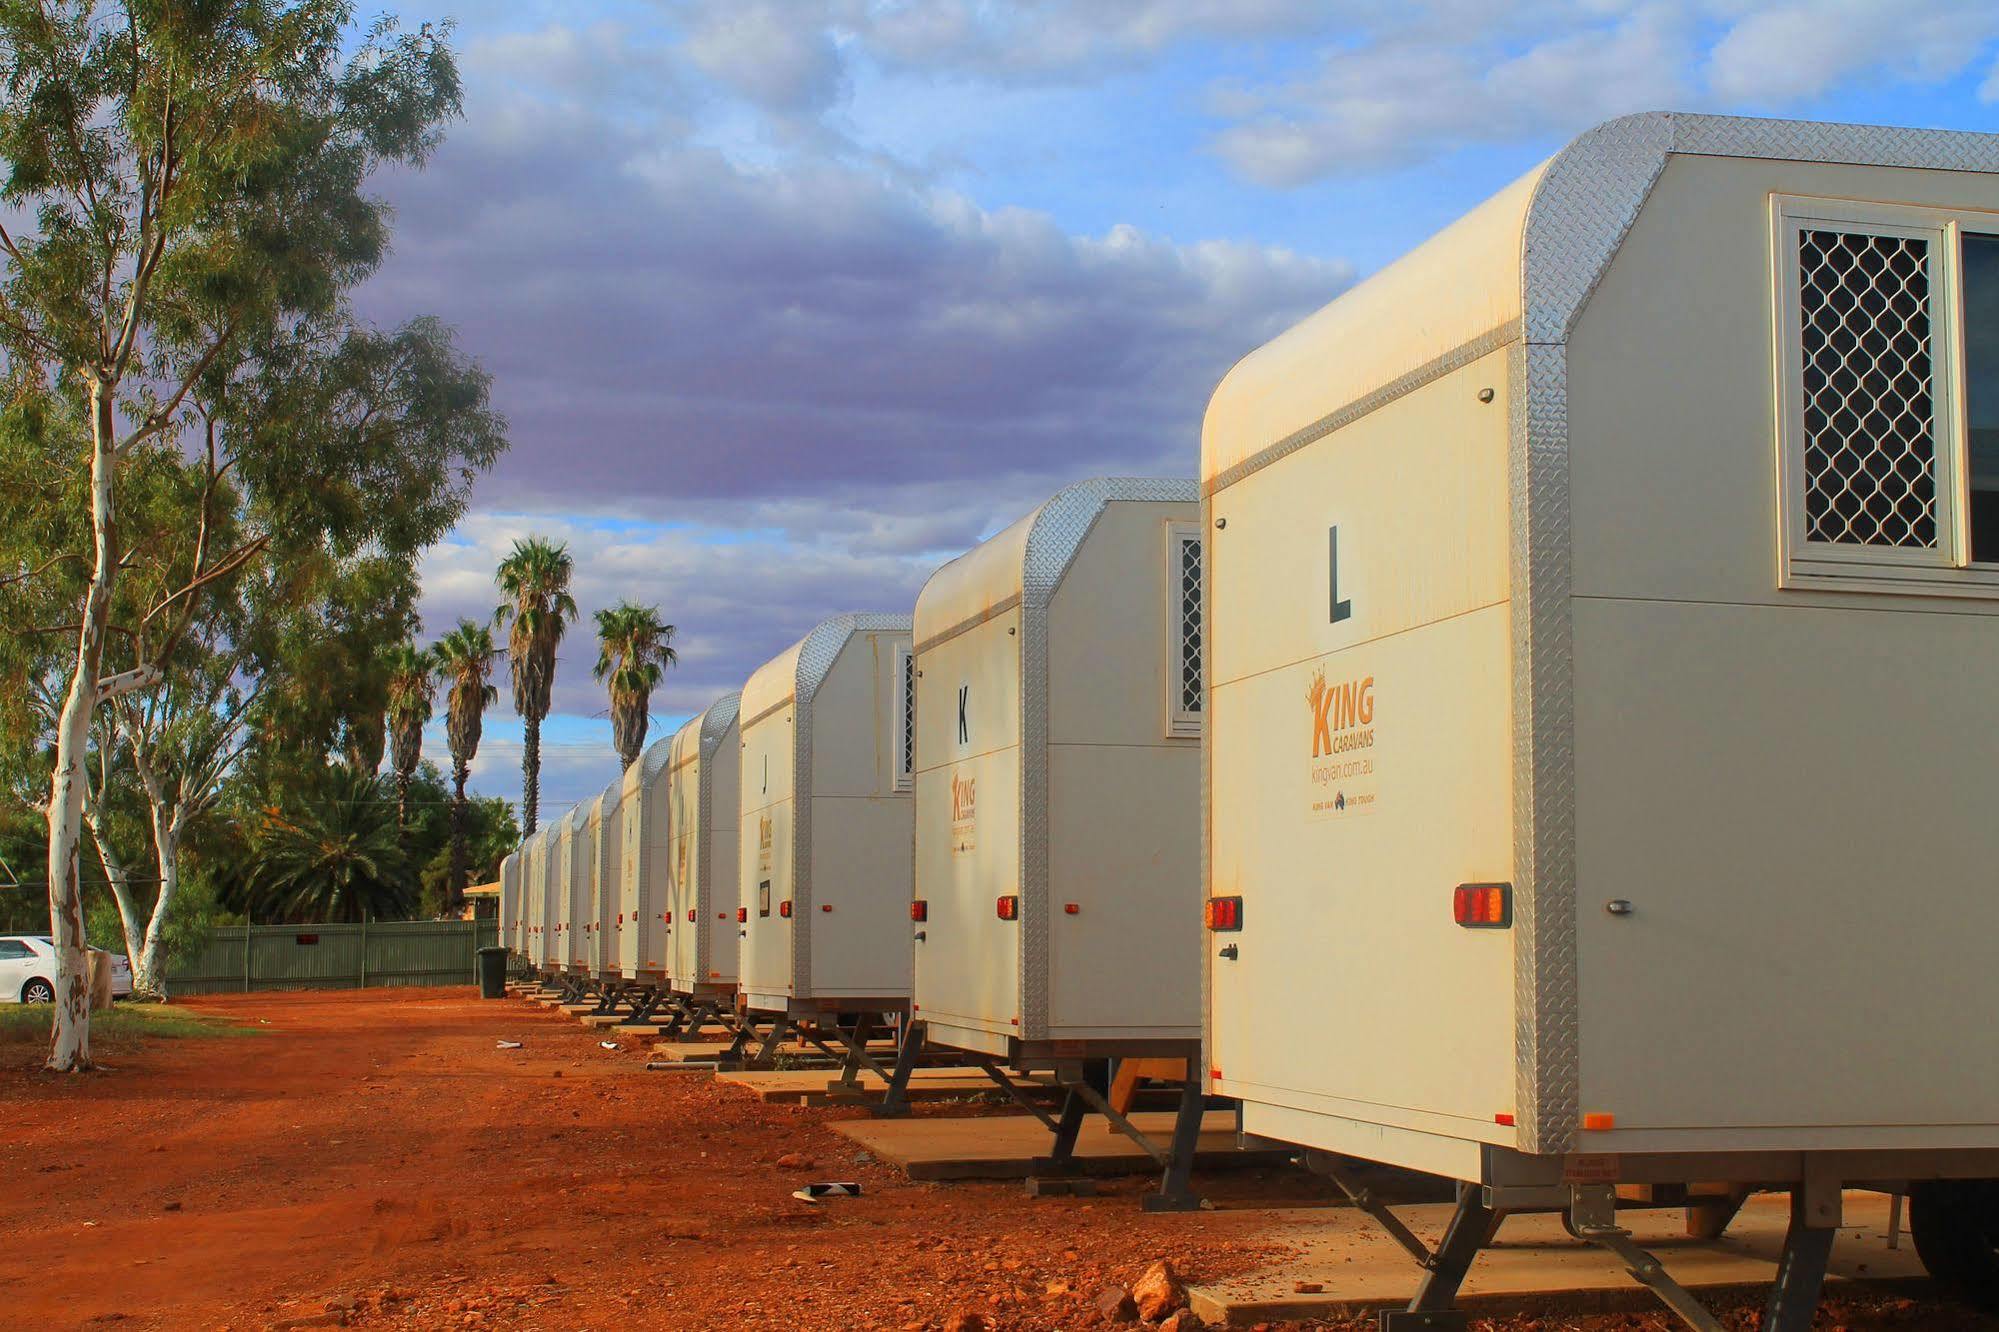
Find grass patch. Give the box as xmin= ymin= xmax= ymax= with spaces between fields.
xmin=0 ymin=1002 xmax=261 ymax=1046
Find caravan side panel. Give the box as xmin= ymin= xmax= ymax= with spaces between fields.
xmin=1208 ymin=348 xmax=1517 ymax=1149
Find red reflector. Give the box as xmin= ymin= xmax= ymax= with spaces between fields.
xmin=779 ymin=900 xmax=793 ymax=918
xmin=820 ymin=904 xmax=833 ymax=913
xmin=736 ymin=907 xmax=748 ymax=923
xmin=1204 ymin=896 xmax=1243 ymax=931
xmin=1495 ymin=1112 xmax=1515 ymax=1127
xmin=910 ymin=900 xmax=928 ymax=922
xmin=1453 ymin=883 xmax=1512 ymax=928
xmin=1063 ymin=903 xmax=1080 ymax=915
xmin=1210 ymin=1068 xmax=1223 ymax=1081
xmin=996 ymin=895 xmax=1019 ymax=921
xmin=687 ymin=909 xmax=696 ymax=922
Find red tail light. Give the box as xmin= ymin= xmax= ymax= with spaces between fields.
xmin=736 ymin=907 xmax=748 ymax=923
xmin=1204 ymin=896 xmax=1243 ymax=931
xmin=1453 ymin=883 xmax=1512 ymax=928
xmin=687 ymin=909 xmax=696 ymax=922
xmin=779 ymin=900 xmax=793 ymax=918
xmin=910 ymin=900 xmax=928 ymax=922
xmin=996 ymin=895 xmax=1019 ymax=921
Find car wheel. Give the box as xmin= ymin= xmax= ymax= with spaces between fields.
xmin=21 ymin=978 xmax=54 ymax=1004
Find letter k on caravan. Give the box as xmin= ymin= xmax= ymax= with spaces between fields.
xmin=1306 ymin=666 xmax=1374 ymax=758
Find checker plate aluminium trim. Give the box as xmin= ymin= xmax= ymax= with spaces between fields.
xmin=692 ymin=691 xmax=742 ymax=980
xmin=1014 ymin=477 xmax=1199 ymax=1038
xmin=788 ymin=612 xmax=913 ymax=997
xmin=1511 ymin=111 xmax=1999 ymax=1154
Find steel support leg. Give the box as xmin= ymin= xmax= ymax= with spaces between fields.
xmin=1140 ymin=1074 xmax=1207 ymax=1213
xmin=1762 ymin=1191 xmax=1836 ymax=1332
xmin=1377 ymin=1186 xmax=1499 ymax=1331
xmin=750 ymin=1016 xmax=790 ymax=1068
xmin=974 ymin=1061 xmax=1061 ymax=1132
xmin=723 ymin=1014 xmax=759 ymax=1063
xmin=872 ymin=1019 xmax=925 ymax=1119
xmin=1030 ymin=1088 xmax=1090 ymax=1176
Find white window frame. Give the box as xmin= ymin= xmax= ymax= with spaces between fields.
xmin=1772 ymin=193 xmax=1999 ymax=597
xmin=1166 ymin=519 xmax=1203 ymax=738
xmin=893 ymin=642 xmax=915 ymax=791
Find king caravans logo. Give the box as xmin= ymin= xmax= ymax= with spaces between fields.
xmin=949 ymin=771 xmax=977 ymax=823
xmin=1306 ymin=667 xmax=1374 ymax=757
xmin=758 ymin=813 xmax=773 ymax=850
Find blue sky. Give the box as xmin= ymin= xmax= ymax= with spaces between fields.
xmin=365 ymin=1 xmax=1999 ymax=820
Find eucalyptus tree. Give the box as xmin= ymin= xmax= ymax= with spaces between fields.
xmin=593 ymin=603 xmax=678 ymax=770
xmin=383 ymin=644 xmax=436 ymax=832
xmin=433 ymin=620 xmax=498 ymax=913
xmin=493 ymin=538 xmax=575 ymax=837
xmin=0 ymin=2 xmax=486 ymax=1069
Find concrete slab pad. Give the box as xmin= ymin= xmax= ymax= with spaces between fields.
xmin=649 ymin=1038 xmax=744 ymax=1062
xmin=717 ymin=1066 xmax=1051 ymax=1107
xmin=610 ymin=1022 xmax=666 ymax=1036
xmin=830 ymin=1111 xmax=1285 ymax=1181
xmin=1187 ymin=1191 xmax=1922 ymax=1325
xmin=647 ymin=1038 xmax=899 ymax=1067
xmin=577 ymin=1013 xmax=628 ymax=1028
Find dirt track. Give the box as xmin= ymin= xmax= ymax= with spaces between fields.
xmin=2 ymin=988 xmax=1992 ymax=1331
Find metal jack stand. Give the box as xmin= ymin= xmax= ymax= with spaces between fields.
xmin=1025 ymin=1059 xmax=1207 ymax=1211
xmin=1311 ymin=1158 xmax=1500 ymax=1332
xmin=823 ymin=1013 xmax=899 ymax=1094
xmin=1568 ymin=1183 xmax=1836 ymax=1332
xmin=873 ymin=1018 xmax=929 ymax=1118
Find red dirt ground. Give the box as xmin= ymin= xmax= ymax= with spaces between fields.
xmin=2 ymin=988 xmax=1993 ymax=1331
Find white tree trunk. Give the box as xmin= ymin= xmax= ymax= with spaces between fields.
xmin=45 ymin=385 xmax=121 ymax=1071
xmin=135 ymin=806 xmax=180 ymax=999
xmin=88 ymin=814 xmax=146 ymax=965
xmin=47 ymin=672 xmax=97 ymax=1071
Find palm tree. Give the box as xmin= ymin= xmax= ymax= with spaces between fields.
xmin=382 ymin=643 xmax=436 ymax=832
xmin=247 ymin=767 xmax=417 ymax=923
xmin=433 ymin=620 xmax=499 ymax=913
xmin=594 ymin=602 xmax=678 ymax=769
xmin=493 ymin=538 xmax=576 ymax=838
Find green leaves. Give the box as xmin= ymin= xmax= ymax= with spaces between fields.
xmin=593 ymin=601 xmax=677 ymax=768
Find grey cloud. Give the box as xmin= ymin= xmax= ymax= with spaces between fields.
xmin=358 ymin=93 xmax=1349 ymax=515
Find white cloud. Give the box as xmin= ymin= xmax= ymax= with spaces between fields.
xmin=1209 ymin=8 xmax=1695 ymax=184
xmin=1706 ymin=0 xmax=1999 ymax=106
xmin=685 ymin=1 xmax=847 ymax=114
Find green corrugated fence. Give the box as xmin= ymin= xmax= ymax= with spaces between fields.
xmin=166 ymin=920 xmax=499 ymax=995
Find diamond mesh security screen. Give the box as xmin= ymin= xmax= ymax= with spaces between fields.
xmin=900 ymin=649 xmax=915 ymax=777
xmin=1797 ymin=228 xmax=1938 ymax=548
xmin=1177 ymin=535 xmax=1202 ymax=717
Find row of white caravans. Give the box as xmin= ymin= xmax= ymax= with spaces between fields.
xmin=497 ymin=113 xmax=1999 ymax=1326
xmin=498 ymin=476 xmax=1205 ymax=1056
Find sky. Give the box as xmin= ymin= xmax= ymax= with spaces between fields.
xmin=364 ymin=0 xmax=1999 ymax=821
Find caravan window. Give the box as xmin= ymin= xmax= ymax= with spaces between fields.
xmin=1168 ymin=521 xmax=1203 ymax=737
xmin=1775 ymin=197 xmax=1999 ymax=595
xmin=1964 ymin=233 xmax=1999 ymax=562
xmin=893 ymin=643 xmax=915 ymax=792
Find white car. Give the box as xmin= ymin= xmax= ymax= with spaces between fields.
xmin=0 ymin=936 xmax=134 ymax=1003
